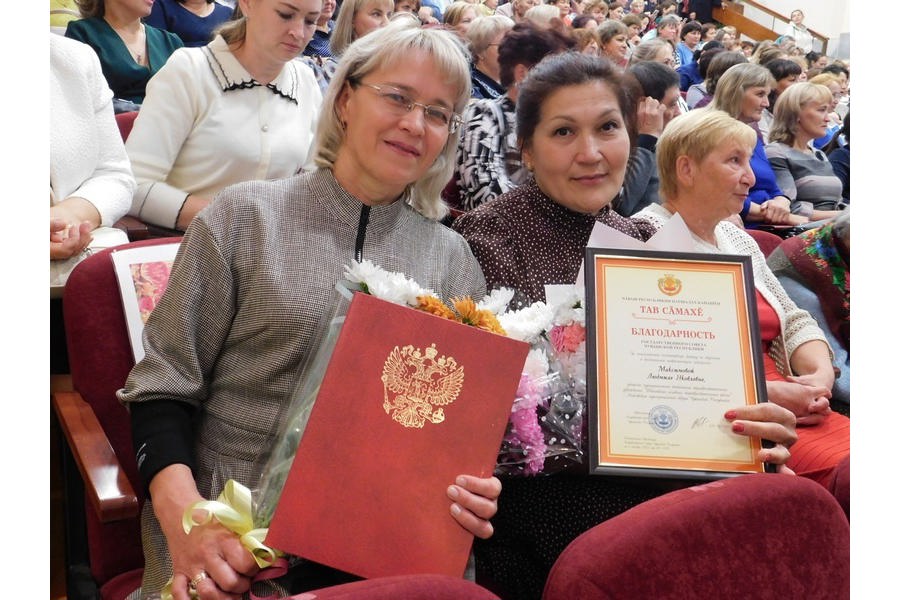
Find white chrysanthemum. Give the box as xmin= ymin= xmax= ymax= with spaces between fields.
xmin=498 ymin=301 xmax=553 ymax=343
xmin=344 ymin=260 xmax=433 ymax=306
xmin=343 ymin=259 xmax=383 ymax=285
xmin=476 ymin=287 xmax=515 ymax=316
xmin=550 ymin=288 xmax=586 ymax=325
xmin=523 ymin=347 xmax=550 ymax=381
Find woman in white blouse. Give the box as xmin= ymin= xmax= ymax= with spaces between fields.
xmin=126 ymin=0 xmax=323 ymax=231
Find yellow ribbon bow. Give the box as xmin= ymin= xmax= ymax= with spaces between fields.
xmin=160 ymin=480 xmax=283 ymax=600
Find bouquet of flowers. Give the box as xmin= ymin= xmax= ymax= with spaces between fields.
xmin=253 ymin=260 xmax=507 ymax=527
xmin=493 ymin=287 xmax=588 ymax=476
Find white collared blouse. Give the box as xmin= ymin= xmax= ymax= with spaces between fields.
xmin=126 ymin=35 xmax=323 ymax=229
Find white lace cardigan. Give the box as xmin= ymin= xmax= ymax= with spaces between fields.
xmin=635 ymin=203 xmax=832 ymax=377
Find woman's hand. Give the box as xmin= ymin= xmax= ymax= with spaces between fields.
xmin=725 ymin=402 xmax=797 ymax=468
xmin=447 ymin=475 xmax=501 ymax=539
xmin=151 ymin=465 xmax=259 ymax=600
xmin=766 ymin=378 xmax=832 ymax=426
xmin=50 ymin=218 xmax=93 ymax=260
xmin=636 ymin=96 xmax=666 ymax=138
xmin=759 ymin=196 xmax=792 ymax=224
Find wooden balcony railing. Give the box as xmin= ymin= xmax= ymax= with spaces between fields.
xmin=714 ymin=0 xmax=829 ymax=55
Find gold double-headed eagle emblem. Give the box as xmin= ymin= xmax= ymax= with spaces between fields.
xmin=381 ymin=343 xmax=464 ymax=428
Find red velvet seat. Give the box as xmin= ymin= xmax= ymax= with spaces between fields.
xmin=542 ymin=474 xmax=850 ymax=600
xmin=747 ymin=228 xmax=790 ymax=257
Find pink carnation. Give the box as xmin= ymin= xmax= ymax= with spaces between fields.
xmin=550 ymin=323 xmax=586 ymax=353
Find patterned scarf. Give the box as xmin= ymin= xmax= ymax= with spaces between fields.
xmin=783 ymin=223 xmax=850 ymax=349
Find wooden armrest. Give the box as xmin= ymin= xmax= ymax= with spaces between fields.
xmin=114 ymin=216 xmax=150 ymax=242
xmin=51 ymin=391 xmax=140 ymax=522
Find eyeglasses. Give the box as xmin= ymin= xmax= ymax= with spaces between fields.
xmin=352 ymin=81 xmax=462 ymax=134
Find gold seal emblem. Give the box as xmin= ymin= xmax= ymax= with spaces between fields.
xmin=658 ymin=274 xmax=682 ymax=296
xmin=381 ymin=343 xmax=464 ymax=428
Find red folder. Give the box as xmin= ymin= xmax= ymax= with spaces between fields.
xmin=265 ymin=291 xmax=529 ymax=579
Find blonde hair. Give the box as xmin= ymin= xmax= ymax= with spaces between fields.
xmin=524 ymin=4 xmax=560 ymax=28
xmin=768 ymin=82 xmax=833 ymax=146
xmin=466 ymin=14 xmax=515 ymax=56
xmin=657 ymin=109 xmax=757 ymax=200
xmin=313 ymin=20 xmax=471 ymax=220
xmin=444 ymin=1 xmax=476 ymax=27
xmin=711 ymin=62 xmax=775 ymax=119
xmin=330 ymin=0 xmax=394 ymax=56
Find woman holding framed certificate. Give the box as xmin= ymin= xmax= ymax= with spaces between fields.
xmin=454 ymin=52 xmax=800 ymax=600
xmin=635 ymin=108 xmax=849 ymax=490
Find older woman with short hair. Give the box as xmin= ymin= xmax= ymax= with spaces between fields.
xmin=120 ymin=20 xmax=498 ymax=600
xmin=466 ymin=14 xmax=515 ymax=99
xmin=635 ymin=107 xmax=848 ymax=492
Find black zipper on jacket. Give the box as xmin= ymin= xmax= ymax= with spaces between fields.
xmin=355 ymin=205 xmax=370 ymax=262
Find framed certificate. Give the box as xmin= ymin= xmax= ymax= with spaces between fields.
xmin=584 ymin=248 xmax=772 ymax=479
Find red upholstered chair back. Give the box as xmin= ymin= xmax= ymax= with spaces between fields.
xmin=114 ymin=111 xmax=138 ymax=141
xmin=63 ymin=237 xmax=181 ymax=593
xmin=542 ymin=474 xmax=850 ymax=600
xmin=746 ymin=228 xmax=785 ymax=258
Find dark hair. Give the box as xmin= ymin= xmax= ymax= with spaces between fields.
xmin=766 ymin=57 xmax=802 ymax=82
xmin=693 ymin=39 xmax=722 ymax=65
xmin=822 ymin=63 xmax=850 ymax=79
xmin=680 ymin=20 xmax=702 ymax=40
xmin=628 ymin=60 xmax=679 ymax=101
xmin=571 ymin=14 xmax=598 ymax=29
xmin=517 ymin=53 xmax=637 ymax=152
xmin=498 ymin=22 xmax=576 ymax=88
xmin=697 ymin=42 xmax=727 ymax=79
xmin=705 ymin=50 xmax=747 ymax=95
xmin=805 ymin=50 xmax=824 ymax=64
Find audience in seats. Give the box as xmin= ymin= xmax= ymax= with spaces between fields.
xmin=145 ymin=0 xmax=234 ymax=48
xmin=768 ymin=210 xmax=850 ymax=414
xmin=765 ymin=82 xmax=846 ymax=222
xmin=453 ymin=53 xmax=799 ymax=600
xmin=124 ymin=0 xmax=323 ymax=232
xmin=678 ymin=39 xmax=722 ymax=94
xmin=686 ymin=48 xmax=745 ymax=109
xmin=465 ymin=14 xmax=515 ymax=100
xmin=118 ymin=22 xmax=498 ymax=599
xmin=65 ymin=0 xmax=184 ymax=112
xmin=453 ymin=22 xmax=575 ymax=211
xmin=302 ymin=0 xmax=337 ymax=61
xmin=636 ymin=108 xmax=849 ymax=492
xmin=711 ymin=63 xmax=807 ymax=227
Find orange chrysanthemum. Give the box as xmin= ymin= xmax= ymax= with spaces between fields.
xmin=450 ymin=297 xmax=507 ymax=336
xmin=416 ymin=295 xmax=457 ymax=320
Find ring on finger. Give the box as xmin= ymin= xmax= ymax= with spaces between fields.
xmin=189 ymin=570 xmax=209 ymax=591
